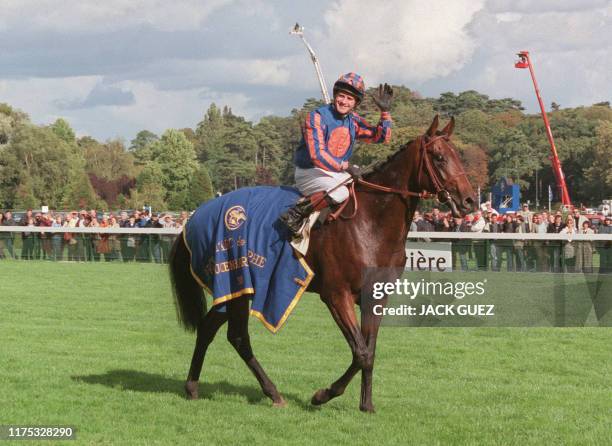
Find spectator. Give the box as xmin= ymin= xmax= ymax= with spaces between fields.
xmin=1 ymin=211 xmax=16 ymax=259
xmin=75 ymin=210 xmax=89 ymax=261
xmin=572 ymin=209 xmax=588 ymax=231
xmin=560 ymin=216 xmax=577 ymax=272
xmin=598 ymin=217 xmax=612 ymax=273
xmin=500 ymin=213 xmax=517 ymax=272
xmin=51 ymin=214 xmax=64 ymax=261
xmin=483 ymin=211 xmax=500 ymax=271
xmin=96 ymin=214 xmax=111 ymax=260
xmin=547 ymin=214 xmax=565 ymax=272
xmin=22 ymin=216 xmax=36 ymax=260
xmin=0 ymin=212 xmax=6 ymax=259
xmin=575 ymin=221 xmax=594 ymax=273
xmin=409 ymin=211 xmax=420 ymax=233
xmin=118 ymin=211 xmax=131 ymax=262
xmin=518 ymin=203 xmax=534 ymax=232
xmin=531 ymin=213 xmax=549 ymax=272
xmin=123 ymin=215 xmax=138 ymax=262
xmin=514 ymin=215 xmax=528 ymax=272
xmin=470 ymin=211 xmax=487 ymax=270
xmin=481 ymin=201 xmax=499 ymax=216
xmin=40 ymin=212 xmax=53 ymax=260
xmin=63 ymin=212 xmax=79 ymax=261
xmin=89 ymin=213 xmax=101 ymax=262
xmin=107 ymin=215 xmax=121 ymax=261
xmin=144 ymin=213 xmax=163 ymax=263
xmin=457 ymin=215 xmax=472 ymax=271
xmin=160 ymin=214 xmax=176 ymax=262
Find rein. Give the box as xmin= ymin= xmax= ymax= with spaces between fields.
xmin=329 ymin=134 xmax=466 ymax=220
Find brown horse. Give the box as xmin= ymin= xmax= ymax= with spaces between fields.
xmin=169 ymin=115 xmax=476 ymax=412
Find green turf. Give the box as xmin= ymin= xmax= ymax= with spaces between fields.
xmin=0 ymin=261 xmax=610 ymax=445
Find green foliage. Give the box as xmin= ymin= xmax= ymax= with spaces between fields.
xmin=133 ymin=162 xmax=167 ymax=210
xmin=489 ymin=128 xmax=540 ymax=188
xmin=584 ymin=121 xmax=612 ymax=201
xmin=63 ymin=173 xmax=104 ymax=210
xmin=129 ymin=130 xmax=159 ymax=164
xmin=82 ymin=139 xmax=136 ymax=181
xmin=435 ymin=91 xmax=523 ymax=116
xmin=0 ymin=88 xmax=610 ymax=210
xmin=12 ymin=173 xmax=38 ymax=209
xmin=188 ymin=166 xmax=215 ymax=208
xmin=50 ymin=118 xmax=76 ymax=143
xmin=1 ymin=262 xmax=611 ymax=445
xmin=146 ymin=129 xmax=198 ymax=210
xmin=0 ymin=123 xmax=90 ymax=208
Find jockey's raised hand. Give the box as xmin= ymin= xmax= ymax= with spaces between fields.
xmin=372 ymin=83 xmax=393 ymax=112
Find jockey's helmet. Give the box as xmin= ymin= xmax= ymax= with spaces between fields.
xmin=333 ymin=72 xmax=365 ymax=104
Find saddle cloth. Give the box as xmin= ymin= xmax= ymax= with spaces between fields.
xmin=184 ymin=186 xmax=314 ymax=333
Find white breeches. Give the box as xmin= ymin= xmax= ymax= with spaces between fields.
xmin=294 ymin=167 xmax=351 ymax=203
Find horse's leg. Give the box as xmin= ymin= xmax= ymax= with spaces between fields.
xmin=226 ymin=297 xmax=286 ymax=407
xmin=312 ymin=293 xmax=369 ymax=408
xmin=185 ymin=309 xmax=228 ymax=399
xmin=359 ymin=306 xmax=383 ymax=413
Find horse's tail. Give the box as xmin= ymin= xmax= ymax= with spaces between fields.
xmin=169 ymin=234 xmax=206 ymax=331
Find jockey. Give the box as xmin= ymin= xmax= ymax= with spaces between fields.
xmin=280 ymin=72 xmax=393 ymax=236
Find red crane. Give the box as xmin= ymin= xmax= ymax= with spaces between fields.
xmin=515 ymin=50 xmax=572 ymax=208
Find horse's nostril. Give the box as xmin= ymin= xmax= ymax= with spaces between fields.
xmin=464 ymin=197 xmax=475 ymax=209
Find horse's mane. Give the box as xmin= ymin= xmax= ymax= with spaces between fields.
xmin=362 ymin=138 xmax=417 ymax=180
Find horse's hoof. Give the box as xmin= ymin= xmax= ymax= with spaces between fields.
xmin=359 ymin=403 xmax=376 ymax=413
xmin=185 ymin=380 xmax=199 ymax=400
xmin=272 ymin=397 xmax=287 ymax=408
xmin=311 ymin=388 xmax=331 ymax=406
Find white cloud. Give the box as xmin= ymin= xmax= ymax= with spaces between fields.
xmin=0 ymin=76 xmax=100 ymax=123
xmin=319 ymin=0 xmax=486 ymax=85
xmin=0 ymin=0 xmax=609 ymax=140
xmin=0 ymin=0 xmax=232 ymax=32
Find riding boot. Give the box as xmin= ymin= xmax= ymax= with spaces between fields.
xmin=280 ymin=191 xmax=331 ymax=237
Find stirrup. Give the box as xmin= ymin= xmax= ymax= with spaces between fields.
xmin=280 ymin=204 xmax=312 ymax=236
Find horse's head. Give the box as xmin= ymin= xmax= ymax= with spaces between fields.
xmin=416 ymin=115 xmax=476 ymax=217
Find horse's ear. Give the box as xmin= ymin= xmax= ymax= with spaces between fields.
xmin=426 ymin=115 xmax=439 ymax=137
xmin=441 ymin=116 xmax=455 ymax=137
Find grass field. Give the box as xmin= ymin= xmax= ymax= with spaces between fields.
xmin=1 ymin=261 xmax=611 ymax=445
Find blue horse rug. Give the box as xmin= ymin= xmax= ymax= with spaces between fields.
xmin=183 ymin=186 xmax=314 ymax=333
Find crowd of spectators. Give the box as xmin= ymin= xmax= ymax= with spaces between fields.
xmin=410 ymin=203 xmax=612 ymax=274
xmin=0 ymin=209 xmax=188 ymax=263
xmin=1 ymin=204 xmax=611 ymax=273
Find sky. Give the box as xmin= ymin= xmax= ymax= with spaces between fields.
xmin=0 ymin=0 xmax=610 ymax=142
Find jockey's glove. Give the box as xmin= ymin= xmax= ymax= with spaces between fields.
xmin=372 ymin=83 xmax=394 ymax=112
xmin=346 ymin=164 xmax=363 ymax=179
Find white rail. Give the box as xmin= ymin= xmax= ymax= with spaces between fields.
xmin=0 ymin=227 xmax=610 ymax=241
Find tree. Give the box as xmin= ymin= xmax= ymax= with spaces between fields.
xmin=252 ymin=117 xmax=285 ymax=184
xmin=195 ymin=103 xmax=225 ymax=163
xmin=132 ymin=162 xmax=167 ymax=210
xmin=151 ymin=129 xmax=198 ymax=208
xmin=188 ymin=166 xmax=215 ymax=208
xmin=63 ymin=173 xmax=103 ymax=209
xmin=489 ymin=128 xmax=540 ymax=188
xmin=0 ymin=124 xmax=86 ymax=208
xmin=0 ymin=103 xmax=29 ymax=146
xmin=129 ymin=130 xmax=159 ymax=164
xmin=50 ymin=118 xmax=76 ymax=143
xmin=584 ymin=121 xmax=612 ymax=201
xmin=453 ymin=141 xmax=489 ymax=190
xmin=13 ymin=174 xmax=38 ymax=209
xmin=82 ymin=139 xmax=136 ymax=181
